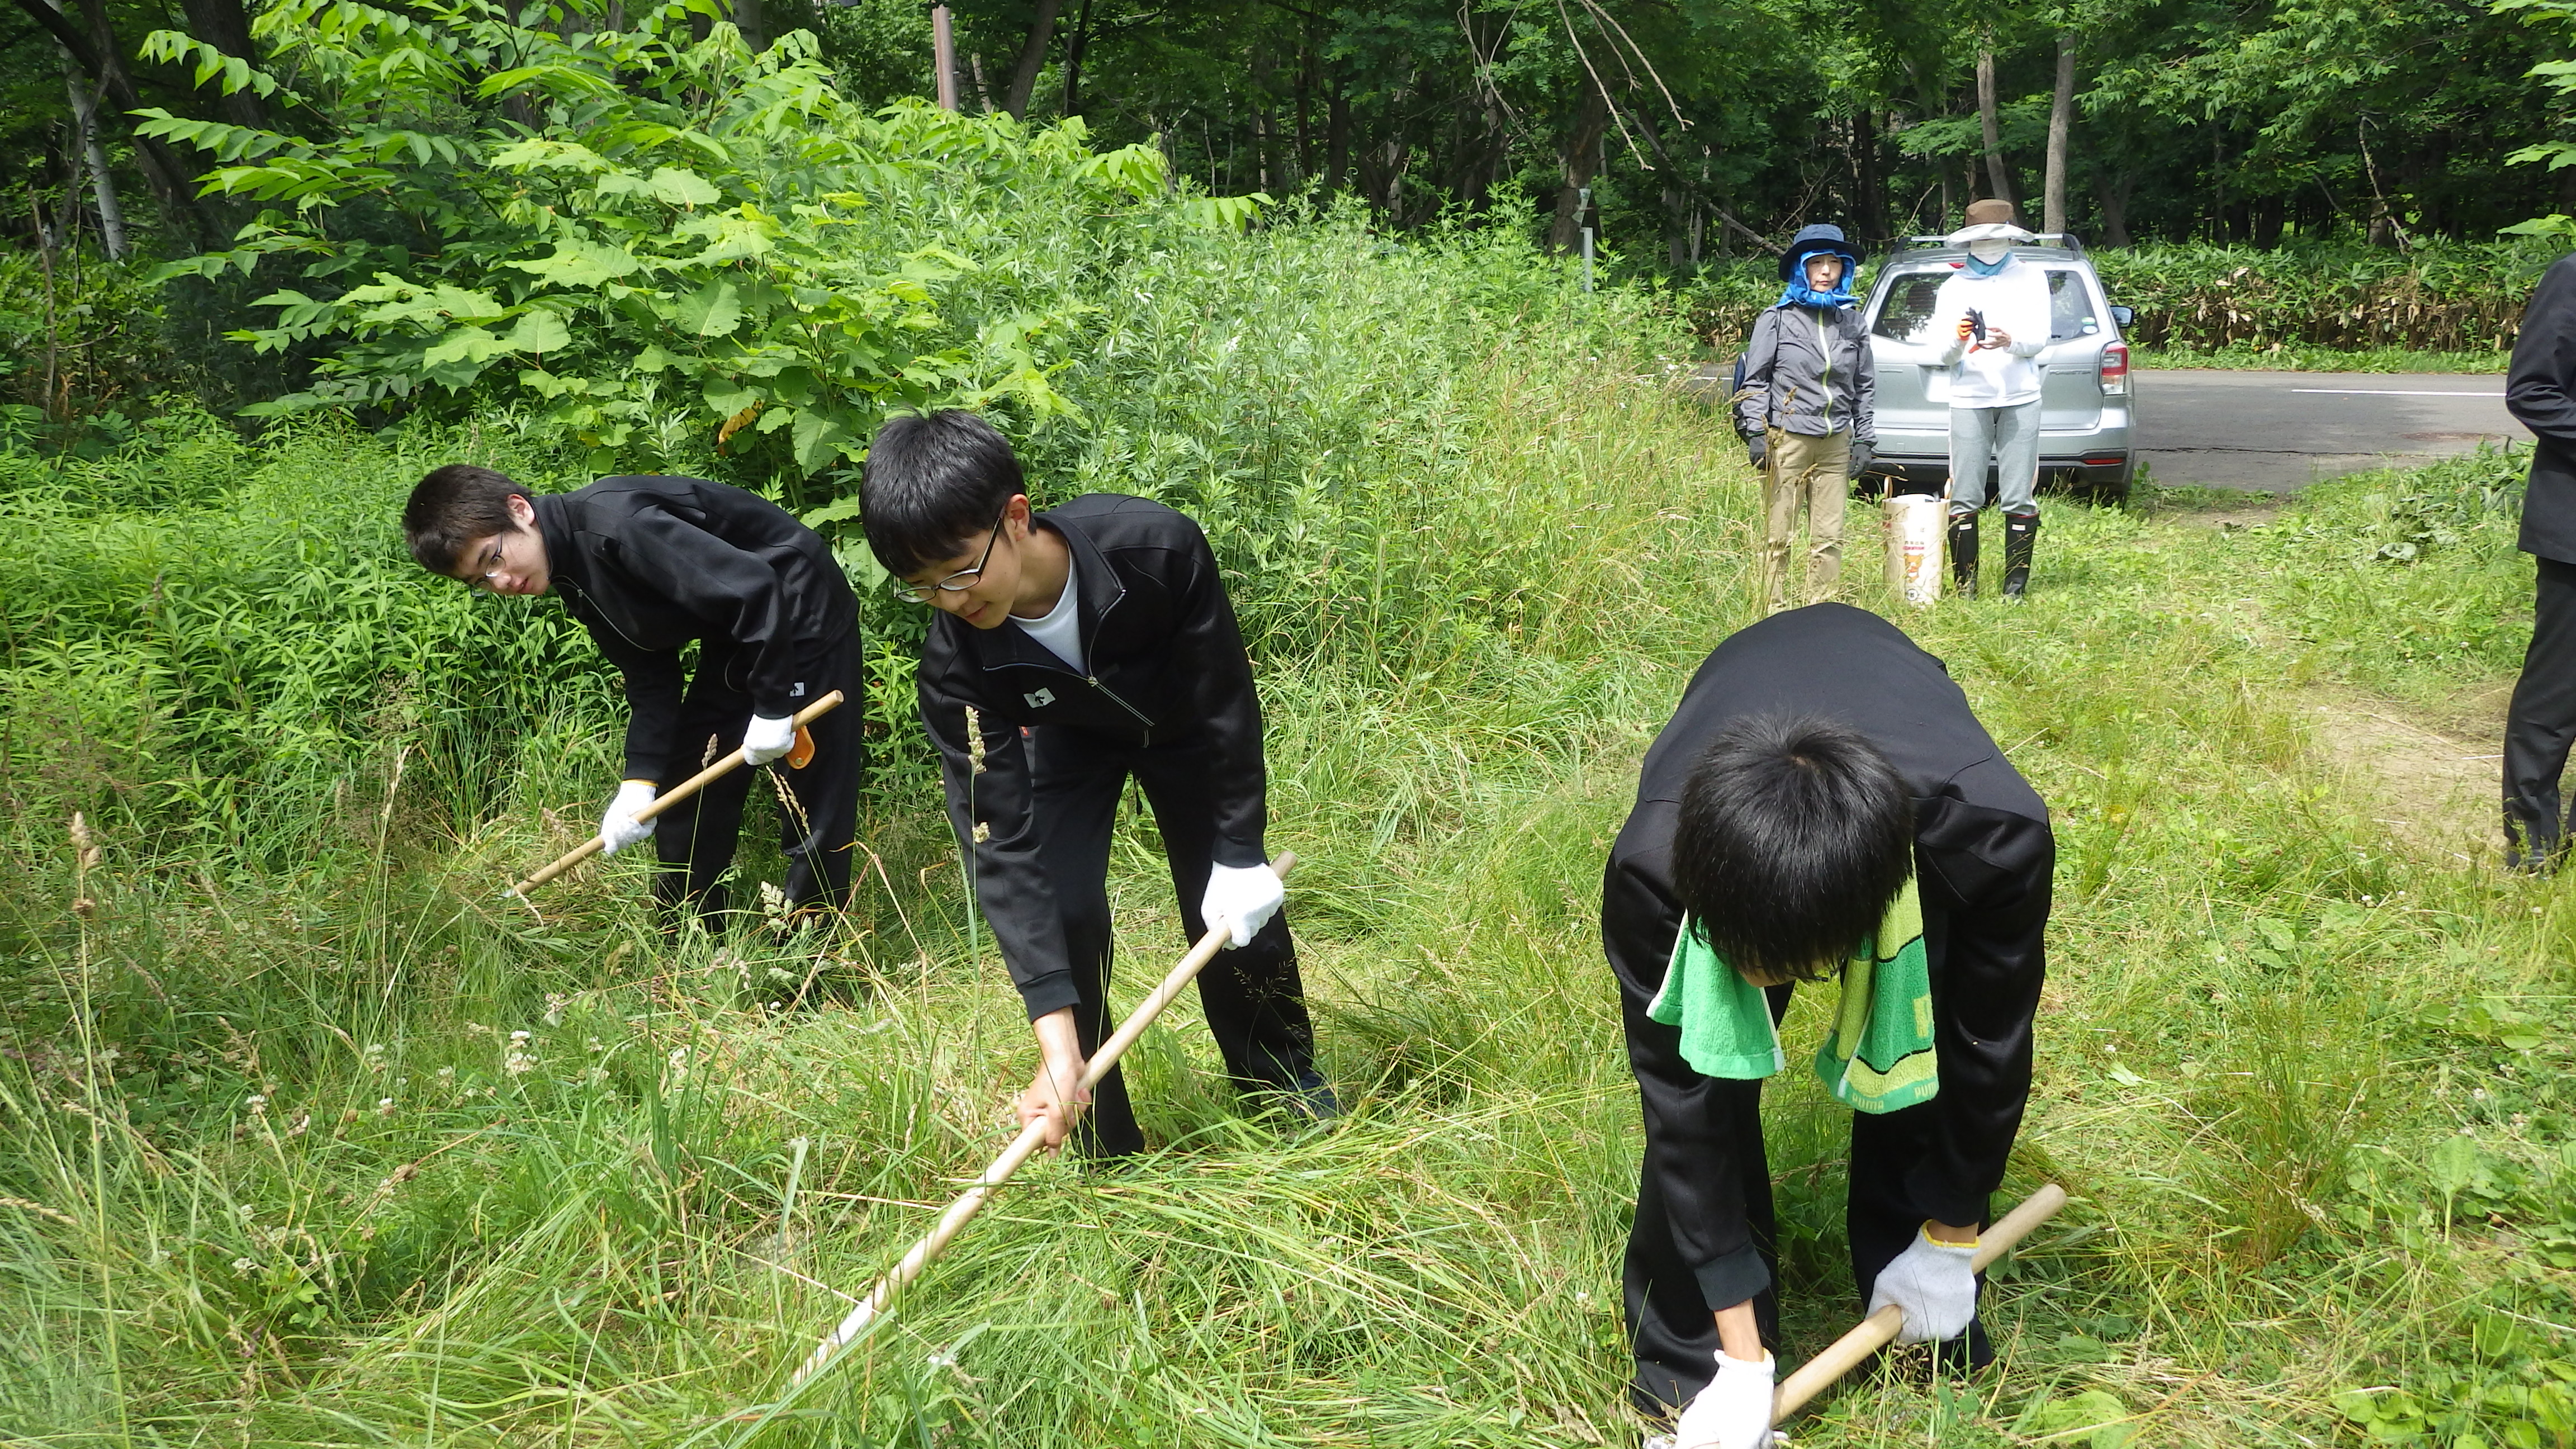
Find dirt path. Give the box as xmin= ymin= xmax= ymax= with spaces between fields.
xmin=2302 ymin=683 xmax=2511 ymax=861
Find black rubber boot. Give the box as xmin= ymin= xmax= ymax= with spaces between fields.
xmin=2002 ymin=512 xmax=2039 ymax=599
xmin=1947 ymin=513 xmax=1980 ymax=599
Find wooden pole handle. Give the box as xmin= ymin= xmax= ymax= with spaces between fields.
xmin=1770 ymin=1182 xmax=2068 ymax=1422
xmin=507 ymin=690 xmax=846 ymax=899
xmin=788 ymin=852 xmax=1300 ymax=1387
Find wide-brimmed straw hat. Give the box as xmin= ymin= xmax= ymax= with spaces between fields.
xmin=1945 ymin=198 xmax=2035 ymax=247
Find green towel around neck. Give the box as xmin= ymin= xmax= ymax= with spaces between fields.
xmin=1645 ymin=876 xmax=1936 ymax=1114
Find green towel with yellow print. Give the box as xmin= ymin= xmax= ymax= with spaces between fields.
xmin=1644 ymin=875 xmax=1938 ymax=1114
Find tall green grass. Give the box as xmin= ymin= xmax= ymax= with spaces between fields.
xmin=5 ymin=222 xmax=2576 ymax=1446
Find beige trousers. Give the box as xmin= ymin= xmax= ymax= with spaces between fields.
xmin=1761 ymin=427 xmax=1851 ymax=609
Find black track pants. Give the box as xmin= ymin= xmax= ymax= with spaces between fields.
xmin=651 ymin=629 xmax=866 ymax=925
xmin=1027 ymin=724 xmax=1318 ymax=1158
xmin=1625 ymin=1055 xmax=1995 ymax=1412
xmin=2507 ymin=556 xmax=2576 ymax=865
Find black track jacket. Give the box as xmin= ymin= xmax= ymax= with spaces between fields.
xmin=1602 ymin=604 xmax=2053 ymax=1306
xmin=918 ymin=494 xmax=1268 ymax=1021
xmin=534 ymin=476 xmax=857 ymax=784
xmin=2509 ymin=253 xmax=2576 ymax=565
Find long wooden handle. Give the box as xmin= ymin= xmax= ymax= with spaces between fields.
xmin=788 ymin=851 xmax=1300 ymax=1387
xmin=1770 ymin=1182 xmax=2068 ymax=1422
xmin=507 ymin=690 xmax=846 ymax=898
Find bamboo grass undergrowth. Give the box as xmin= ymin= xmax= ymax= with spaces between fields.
xmin=3 ymin=316 xmax=2574 ymax=1443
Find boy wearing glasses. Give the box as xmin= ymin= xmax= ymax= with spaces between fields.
xmin=401 ymin=465 xmax=864 ymax=926
xmin=859 ymin=409 xmax=1332 ymax=1159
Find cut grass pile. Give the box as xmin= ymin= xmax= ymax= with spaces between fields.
xmin=2 ymin=386 xmax=2572 ymax=1442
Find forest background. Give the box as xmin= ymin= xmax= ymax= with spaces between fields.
xmin=2 ymin=0 xmax=2576 ymax=1446
xmin=13 ymin=0 xmax=2576 ymax=425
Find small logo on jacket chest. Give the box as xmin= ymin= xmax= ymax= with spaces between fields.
xmin=1024 ymin=688 xmax=1057 ymax=709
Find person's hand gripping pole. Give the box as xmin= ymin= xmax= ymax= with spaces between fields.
xmin=505 ymin=690 xmax=846 ymax=900
xmin=1655 ymin=1185 xmax=2068 ymax=1448
xmin=1769 ymin=1184 xmax=2068 ymax=1420
xmin=789 ymin=853 xmax=1299 ymax=1389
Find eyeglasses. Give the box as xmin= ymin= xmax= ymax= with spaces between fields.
xmin=468 ymin=539 xmax=506 ymax=590
xmin=889 ymin=504 xmax=1011 ymax=604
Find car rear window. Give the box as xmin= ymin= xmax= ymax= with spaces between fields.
xmin=1872 ymin=272 xmax=1948 ymax=343
xmin=1871 ymin=264 xmax=2105 ymax=343
xmin=2046 ymin=269 xmax=2103 ymax=340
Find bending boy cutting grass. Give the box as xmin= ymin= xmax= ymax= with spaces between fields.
xmin=1603 ymin=604 xmax=2053 ymax=1448
xmin=402 ymin=466 xmax=865 ymax=927
xmin=860 ymin=409 xmax=1333 ymax=1161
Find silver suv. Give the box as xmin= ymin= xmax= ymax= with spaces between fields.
xmin=1860 ymin=236 xmax=2135 ymax=502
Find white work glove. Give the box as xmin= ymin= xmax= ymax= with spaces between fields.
xmin=1200 ymin=861 xmax=1285 ymax=948
xmin=1673 ymin=1350 xmax=1775 ymax=1449
xmin=1866 ymin=1225 xmax=1981 ymax=1343
xmin=742 ymin=713 xmax=797 ymax=766
xmin=599 ymin=780 xmax=658 ymax=855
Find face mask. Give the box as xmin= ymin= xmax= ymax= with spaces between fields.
xmin=1967 ymin=240 xmax=2012 ymax=265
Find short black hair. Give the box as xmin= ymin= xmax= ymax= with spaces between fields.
xmin=859 ymin=409 xmax=1026 ymax=576
xmin=404 ymin=464 xmax=533 ymax=575
xmin=1670 ymin=713 xmax=1915 ymax=983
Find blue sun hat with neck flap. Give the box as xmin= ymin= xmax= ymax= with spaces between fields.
xmin=1775 ymin=222 xmax=1864 ymax=309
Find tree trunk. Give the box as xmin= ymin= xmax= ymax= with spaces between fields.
xmin=2092 ymin=165 xmax=2132 ymax=248
xmin=1854 ymin=107 xmax=1884 ymax=243
xmin=968 ymin=53 xmax=997 ymax=113
xmin=173 ymin=0 xmax=268 ymax=130
xmin=1294 ymin=42 xmax=1314 ymax=180
xmin=1059 ymin=0 xmax=1092 ymax=116
xmin=1380 ymin=119 xmax=1409 ymax=223
xmin=1251 ymin=43 xmax=1274 ymax=191
xmin=1323 ymin=81 xmax=1349 ymax=192
xmin=2043 ymin=32 xmax=2075 ymax=235
xmin=732 ymin=0 xmax=761 ymax=50
xmin=931 ymin=4 xmax=956 ymax=110
xmin=1976 ymin=40 xmax=2015 ymax=212
xmin=64 ymin=62 xmax=124 ymax=257
xmin=1003 ymin=0 xmax=1060 ymax=120
xmin=17 ymin=0 xmax=216 ymax=247
xmin=1547 ymin=83 xmax=1611 ymax=252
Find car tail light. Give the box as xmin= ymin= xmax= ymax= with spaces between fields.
xmin=2098 ymin=342 xmax=2130 ymax=396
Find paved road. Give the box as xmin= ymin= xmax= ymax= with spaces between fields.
xmin=2138 ymin=370 xmax=2526 ymax=493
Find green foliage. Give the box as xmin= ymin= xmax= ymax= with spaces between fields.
xmin=135 ymin=0 xmax=1213 ymax=479
xmin=2090 ymin=243 xmax=2545 ymax=352
xmin=1690 ymin=243 xmax=2550 ymax=357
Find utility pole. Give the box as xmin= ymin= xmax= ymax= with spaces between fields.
xmin=932 ymin=6 xmax=958 ymax=111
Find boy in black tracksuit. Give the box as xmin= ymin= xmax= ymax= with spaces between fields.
xmin=1603 ymin=604 xmax=2050 ymax=1446
xmin=859 ymin=410 xmax=1329 ymax=1158
xmin=403 ymin=466 xmax=864 ymax=922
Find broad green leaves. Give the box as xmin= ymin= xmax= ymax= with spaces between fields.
xmin=135 ymin=0 xmax=1252 ymax=480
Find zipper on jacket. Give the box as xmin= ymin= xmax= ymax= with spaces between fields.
xmin=1815 ymin=310 xmax=1835 ymax=432
xmin=1089 ymin=676 xmax=1154 ymax=740
xmin=556 ymin=575 xmax=653 ymax=654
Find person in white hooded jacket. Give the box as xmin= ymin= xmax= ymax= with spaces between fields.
xmin=1930 ymin=200 xmax=2053 ymax=598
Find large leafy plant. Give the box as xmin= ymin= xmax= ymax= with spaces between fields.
xmin=134 ymin=0 xmax=1183 ymax=479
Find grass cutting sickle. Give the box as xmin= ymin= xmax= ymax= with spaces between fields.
xmin=504 ymin=690 xmax=847 ymax=901
xmin=782 ymin=852 xmax=1300 ymax=1390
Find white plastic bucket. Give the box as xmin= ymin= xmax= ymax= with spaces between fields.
xmin=1882 ymin=493 xmax=1946 ymax=607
